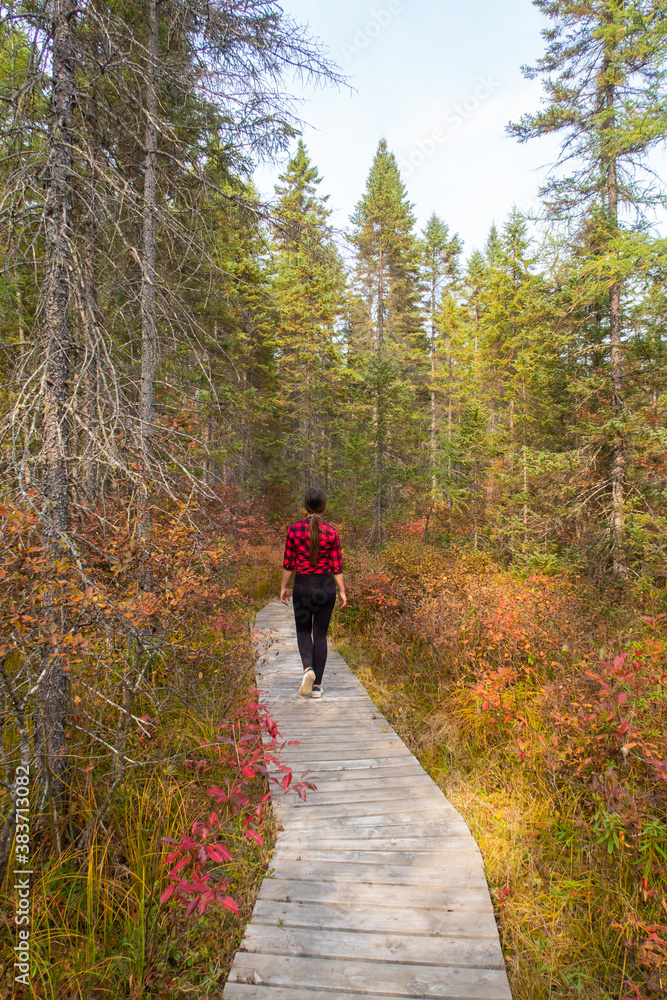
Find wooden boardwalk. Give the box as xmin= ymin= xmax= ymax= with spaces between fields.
xmin=224 ymin=601 xmax=511 ymax=1000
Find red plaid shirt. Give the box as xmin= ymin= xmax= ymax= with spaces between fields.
xmin=283 ymin=519 xmax=343 ymax=575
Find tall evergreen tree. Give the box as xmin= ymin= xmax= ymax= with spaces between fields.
xmin=348 ymin=138 xmax=422 ymax=544
xmin=420 ymin=215 xmax=462 ymax=493
xmin=271 ymin=140 xmax=345 ymax=496
xmin=481 ymin=211 xmax=549 ymax=550
xmin=509 ymin=0 xmax=667 ymax=578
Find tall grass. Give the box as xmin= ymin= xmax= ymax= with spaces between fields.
xmin=1 ymin=554 xmax=282 ymax=1000
xmin=331 ymin=540 xmax=667 ymax=1000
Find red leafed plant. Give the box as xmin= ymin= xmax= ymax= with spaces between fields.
xmin=159 ymin=691 xmax=316 ymax=918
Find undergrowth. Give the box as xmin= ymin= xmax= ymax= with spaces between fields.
xmin=0 ymin=496 xmax=288 ymax=1000
xmin=331 ymin=540 xmax=667 ymax=1000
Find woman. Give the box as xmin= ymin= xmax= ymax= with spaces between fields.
xmin=280 ymin=487 xmax=346 ymax=698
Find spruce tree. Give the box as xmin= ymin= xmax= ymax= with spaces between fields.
xmin=481 ymin=211 xmax=548 ymax=552
xmin=509 ymin=0 xmax=667 ymax=578
xmin=348 ymin=138 xmax=422 ymax=544
xmin=420 ymin=215 xmax=462 ymax=494
xmin=271 ymin=140 xmax=345 ymax=497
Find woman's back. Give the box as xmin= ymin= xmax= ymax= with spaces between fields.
xmin=283 ymin=517 xmax=342 ymax=576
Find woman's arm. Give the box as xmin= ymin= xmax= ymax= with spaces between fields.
xmin=333 ymin=573 xmax=347 ymax=608
xmin=280 ymin=568 xmax=293 ymax=605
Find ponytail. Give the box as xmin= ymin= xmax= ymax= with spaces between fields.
xmin=304 ymin=486 xmax=326 ymax=569
xmin=309 ymin=513 xmax=321 ymax=568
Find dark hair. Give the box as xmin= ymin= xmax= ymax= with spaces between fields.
xmin=304 ymin=487 xmax=326 ymax=568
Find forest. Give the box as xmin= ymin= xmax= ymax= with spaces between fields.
xmin=0 ymin=0 xmax=666 ymax=997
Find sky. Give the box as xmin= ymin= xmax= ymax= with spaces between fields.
xmin=253 ymin=0 xmax=566 ymax=258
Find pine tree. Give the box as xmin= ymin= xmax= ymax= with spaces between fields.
xmin=509 ymin=0 xmax=667 ymax=578
xmin=420 ymin=215 xmax=462 ymax=494
xmin=481 ymin=210 xmax=549 ymax=552
xmin=271 ymin=140 xmax=345 ymax=497
xmin=348 ymin=138 xmax=423 ymax=544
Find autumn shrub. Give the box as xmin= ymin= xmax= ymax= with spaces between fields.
xmin=0 ymin=487 xmax=298 ymax=999
xmin=332 ymin=538 xmax=667 ymax=1000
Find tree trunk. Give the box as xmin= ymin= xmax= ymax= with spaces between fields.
xmin=430 ymin=276 xmax=437 ymax=492
xmin=37 ymin=0 xmax=76 ymax=802
xmin=138 ymin=0 xmax=159 ymax=590
xmin=473 ymin=459 xmax=478 ymax=551
xmin=605 ymin=66 xmax=626 ymax=581
xmin=82 ymin=217 xmax=99 ymax=502
xmin=522 ymin=377 xmax=528 ymax=549
xmin=447 ymin=340 xmax=452 ymax=506
xmin=374 ymin=234 xmax=385 ymax=548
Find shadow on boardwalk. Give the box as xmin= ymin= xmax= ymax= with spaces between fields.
xmin=223 ymin=601 xmax=512 ymax=1000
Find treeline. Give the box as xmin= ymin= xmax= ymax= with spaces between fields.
xmin=0 ymin=0 xmax=666 ymax=993
xmin=2 ymin=1 xmax=667 ymax=583
xmin=1 ymin=0 xmax=667 ymax=949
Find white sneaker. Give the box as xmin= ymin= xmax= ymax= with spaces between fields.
xmin=311 ymin=687 xmax=323 ymax=699
xmin=299 ymin=669 xmax=316 ymax=697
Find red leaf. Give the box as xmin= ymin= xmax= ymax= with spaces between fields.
xmin=220 ymin=896 xmax=240 ymax=915
xmin=198 ymin=891 xmax=214 ymax=915
xmin=246 ymin=830 xmax=264 ymax=846
xmin=206 ymin=844 xmax=233 ymax=863
xmin=159 ymin=883 xmax=176 ymax=904
xmin=241 ymin=766 xmax=255 ymax=778
xmin=294 ymin=782 xmax=309 ymax=802
xmin=168 ymin=856 xmax=190 ymax=876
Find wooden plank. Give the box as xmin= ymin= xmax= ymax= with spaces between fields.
xmin=276 ymin=808 xmax=460 ymax=831
xmin=240 ymin=923 xmax=504 ymax=968
xmin=277 ymin=747 xmax=417 ymax=761
xmin=273 ymin=773 xmax=443 ymax=794
xmin=267 ymin=860 xmax=487 ymax=888
xmin=269 ymin=849 xmax=482 ymax=868
xmin=250 ymin=898 xmax=499 ymax=936
xmin=259 ymin=877 xmax=494 ymax=910
xmin=269 ymin=756 xmax=423 ymax=770
xmin=224 ymin=989 xmax=503 ymax=1000
xmin=276 ymin=827 xmax=477 ymax=855
xmin=221 ymin=601 xmax=512 ymax=1000
xmin=276 ymin=834 xmax=476 ymax=852
xmin=268 ymin=763 xmax=427 ymax=780
xmin=276 ymin=797 xmax=453 ymax=820
xmin=226 ymin=954 xmax=512 ymax=999
xmin=278 ymin=733 xmax=403 ymax=746
xmin=277 ymin=782 xmax=440 ymax=801
xmin=225 ymin=988 xmax=488 ymax=1000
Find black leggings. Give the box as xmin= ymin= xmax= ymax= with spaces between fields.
xmin=292 ymin=572 xmax=336 ymax=686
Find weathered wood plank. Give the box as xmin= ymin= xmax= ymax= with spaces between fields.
xmin=227 ymin=954 xmax=512 ymax=999
xmin=224 ymin=989 xmax=507 ymax=1000
xmin=258 ymin=877 xmax=494 ymax=910
xmin=275 ymin=834 xmax=476 ymax=852
xmin=222 ymin=601 xmax=510 ymax=1000
xmin=240 ymin=923 xmax=505 ymax=968
xmin=269 ymin=849 xmax=482 ymax=868
xmin=277 ymin=749 xmax=418 ymax=764
xmin=267 ymin=860 xmax=487 ymax=888
xmin=274 ymin=798 xmax=454 ymax=821
xmin=274 ymin=773 xmax=444 ymax=794
xmin=274 ymin=787 xmax=451 ymax=809
xmin=225 ymin=988 xmax=486 ymax=1000
xmin=275 ymin=809 xmax=461 ymax=831
xmin=250 ymin=898 xmax=499 ymax=936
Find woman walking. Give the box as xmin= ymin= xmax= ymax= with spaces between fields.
xmin=280 ymin=487 xmax=346 ymax=698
